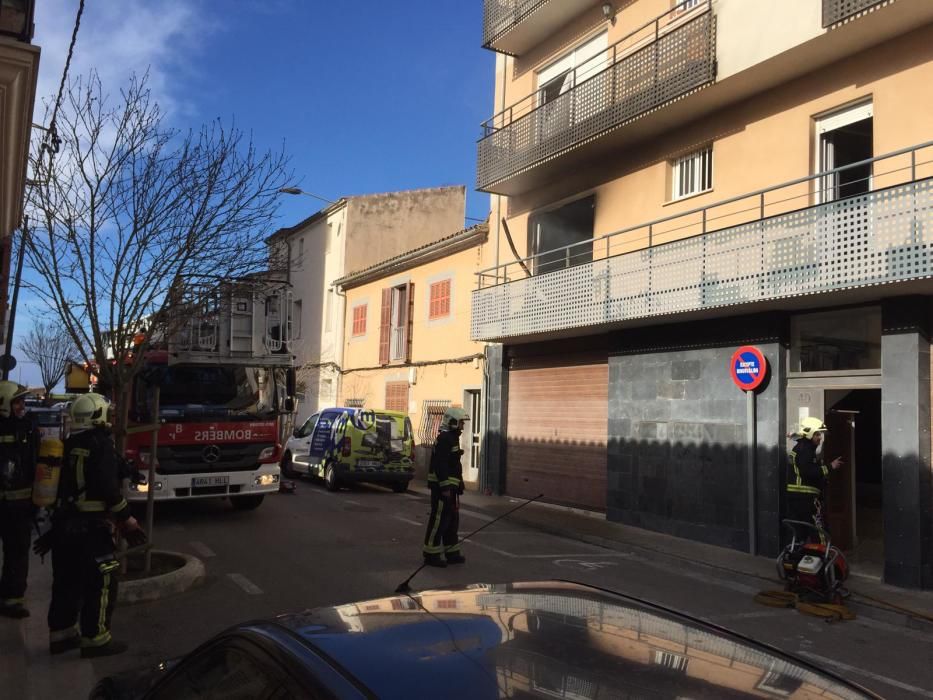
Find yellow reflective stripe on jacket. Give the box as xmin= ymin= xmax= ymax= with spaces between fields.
xmin=787 ymin=484 xmax=822 ymax=495
xmin=76 ymin=501 xmax=107 ymax=512
xmin=0 ymin=435 xmax=16 ymax=443
xmin=821 ymin=465 xmax=829 ymax=477
xmin=427 ymin=473 xmax=438 ymax=483
xmin=1 ymin=487 xmax=33 ymax=500
xmin=110 ymin=498 xmax=128 ymax=514
xmin=439 ymin=478 xmax=461 ymax=488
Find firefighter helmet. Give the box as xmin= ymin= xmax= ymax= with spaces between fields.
xmin=441 ymin=406 xmax=470 ymax=432
xmin=69 ymin=393 xmax=112 ymax=432
xmin=0 ymin=381 xmax=28 ymax=418
xmin=798 ymin=416 xmax=828 ymax=439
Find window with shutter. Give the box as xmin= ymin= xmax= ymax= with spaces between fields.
xmin=385 ymin=381 xmax=409 ymax=412
xmin=352 ymin=304 xmax=367 ymax=337
xmin=379 ymin=289 xmax=391 ymax=365
xmin=429 ymin=279 xmax=451 ymax=319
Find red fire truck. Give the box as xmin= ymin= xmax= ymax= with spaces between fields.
xmin=118 ymin=275 xmax=295 ymax=511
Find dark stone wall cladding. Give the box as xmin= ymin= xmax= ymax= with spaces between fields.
xmin=608 ymin=314 xmax=785 ymax=555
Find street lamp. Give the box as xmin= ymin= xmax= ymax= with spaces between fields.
xmin=278 ymin=187 xmax=337 ymax=205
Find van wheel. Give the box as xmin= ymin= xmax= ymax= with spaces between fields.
xmin=391 ymin=482 xmax=409 ymax=494
xmin=281 ymin=452 xmax=297 ymax=478
xmin=232 ymin=495 xmax=264 ymax=511
xmin=324 ymin=464 xmax=340 ymax=492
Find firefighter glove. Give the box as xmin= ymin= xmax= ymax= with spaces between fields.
xmin=33 ymin=530 xmax=53 ymax=558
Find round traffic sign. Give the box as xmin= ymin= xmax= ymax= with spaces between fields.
xmin=730 ymin=346 xmax=767 ymax=392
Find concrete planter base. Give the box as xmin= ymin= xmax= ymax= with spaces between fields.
xmin=118 ymin=551 xmax=205 ymax=605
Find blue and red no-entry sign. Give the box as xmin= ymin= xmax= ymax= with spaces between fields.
xmin=730 ymin=346 xmax=768 ymax=392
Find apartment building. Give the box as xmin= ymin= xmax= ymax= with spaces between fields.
xmin=0 ymin=0 xmax=39 ymax=346
xmin=474 ymin=0 xmax=933 ymax=588
xmin=334 ymin=223 xmax=489 ymax=485
xmin=267 ymin=186 xmax=466 ymax=421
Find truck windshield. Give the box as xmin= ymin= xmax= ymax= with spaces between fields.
xmin=134 ymin=365 xmax=284 ymax=421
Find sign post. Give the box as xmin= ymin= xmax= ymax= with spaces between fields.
xmin=730 ymin=346 xmax=768 ymax=556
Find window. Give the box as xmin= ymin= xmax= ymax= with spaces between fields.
xmin=352 ymin=304 xmax=367 ymax=336
xmin=756 ymin=670 xmax=804 ymax=696
xmin=816 ymin=101 xmax=873 ymax=203
xmin=345 ymin=398 xmax=365 ymax=408
xmin=790 ymin=307 xmax=881 ymax=372
xmin=295 ymin=414 xmax=318 ymax=439
xmin=652 ymin=650 xmax=689 ymax=674
xmin=149 ymin=644 xmax=290 ymax=700
xmin=671 ymin=145 xmax=713 ymax=200
xmin=379 ymin=283 xmax=413 ymax=365
xmin=290 ymin=300 xmax=301 ymax=339
xmin=536 ymin=31 xmax=608 ymax=107
xmin=419 ymin=400 xmax=450 ymax=445
xmin=429 ymin=280 xmax=451 ymax=320
xmin=529 ymin=196 xmax=595 ymax=275
xmin=674 ymin=0 xmax=701 ymax=11
xmin=436 ymin=599 xmax=458 ymax=610
xmin=385 ymin=381 xmax=409 ymax=413
xmin=390 ymin=598 xmax=417 ymax=611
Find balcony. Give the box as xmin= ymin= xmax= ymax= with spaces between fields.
xmin=471 ymin=142 xmax=933 ymax=342
xmin=477 ymin=2 xmax=715 ymax=195
xmin=823 ymin=0 xmax=889 ymax=27
xmin=0 ymin=0 xmax=34 ymax=43
xmin=483 ymin=0 xmax=595 ymax=56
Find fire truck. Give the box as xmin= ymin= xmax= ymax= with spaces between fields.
xmin=118 ymin=275 xmax=296 ymax=511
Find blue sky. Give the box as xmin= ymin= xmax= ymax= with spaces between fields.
xmin=19 ymin=0 xmax=494 ymax=387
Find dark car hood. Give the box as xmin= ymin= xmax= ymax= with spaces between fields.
xmin=275 ymin=581 xmax=879 ymax=700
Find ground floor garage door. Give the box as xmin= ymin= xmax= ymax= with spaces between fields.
xmin=506 ymin=351 xmax=608 ymax=511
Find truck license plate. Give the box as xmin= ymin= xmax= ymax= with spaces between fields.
xmin=358 ymin=460 xmax=382 ymax=468
xmin=192 ymin=476 xmax=229 ymax=488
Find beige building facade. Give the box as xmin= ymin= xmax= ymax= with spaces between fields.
xmin=267 ymin=186 xmax=466 ymax=421
xmin=335 ymin=224 xmax=490 ymax=485
xmin=474 ymin=0 xmax=933 ymax=588
xmin=0 ymin=1 xmax=39 ymax=346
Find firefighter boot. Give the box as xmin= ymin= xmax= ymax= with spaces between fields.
xmin=446 ymin=553 xmax=466 ymax=565
xmin=49 ymin=635 xmax=80 ymax=655
xmin=423 ymin=554 xmax=447 ymax=568
xmin=81 ymin=640 xmax=129 ymax=658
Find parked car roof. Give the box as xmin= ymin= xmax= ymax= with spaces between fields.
xmin=97 ymin=581 xmax=879 ymax=699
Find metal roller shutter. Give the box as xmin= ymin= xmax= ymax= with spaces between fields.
xmin=506 ymin=351 xmax=608 ymax=511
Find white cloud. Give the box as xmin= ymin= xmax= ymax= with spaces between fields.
xmin=31 ymin=0 xmax=209 ymax=121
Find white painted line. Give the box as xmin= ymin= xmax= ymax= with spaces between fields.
xmin=797 ymin=651 xmax=933 ymax=698
xmin=393 ymin=516 xmax=422 ymax=527
xmin=458 ymin=508 xmax=494 ymax=522
xmin=227 ymin=573 xmax=263 ymax=595
xmin=189 ymin=541 xmax=215 ymax=558
xmin=345 ymin=499 xmax=361 ymax=505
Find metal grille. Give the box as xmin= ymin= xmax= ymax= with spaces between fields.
xmin=472 ymin=179 xmax=933 ymax=341
xmin=823 ymin=0 xmax=891 ymax=26
xmin=419 ymin=400 xmax=450 ymax=444
xmin=477 ymin=9 xmax=715 ymax=192
xmin=482 ymin=0 xmax=550 ymax=50
xmin=345 ymin=398 xmax=365 ymax=408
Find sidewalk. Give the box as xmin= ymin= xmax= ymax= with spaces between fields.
xmin=409 ymin=483 xmax=933 ymax=632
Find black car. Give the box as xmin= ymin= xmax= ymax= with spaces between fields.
xmin=93 ymin=581 xmax=880 ymax=699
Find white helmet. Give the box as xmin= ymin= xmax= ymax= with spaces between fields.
xmin=69 ymin=393 xmax=112 ymax=432
xmin=441 ymin=406 xmax=469 ymax=432
xmin=0 ymin=381 xmax=28 ymax=418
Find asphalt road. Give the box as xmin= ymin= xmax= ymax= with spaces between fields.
xmin=25 ymin=479 xmax=933 ymax=698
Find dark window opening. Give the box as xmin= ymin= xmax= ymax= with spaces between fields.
xmin=528 ymin=196 xmax=595 ymax=276
xmin=820 ymin=117 xmax=873 ymax=201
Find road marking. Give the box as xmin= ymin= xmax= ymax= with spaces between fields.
xmin=189 ymin=541 xmax=215 ymax=558
xmin=553 ymin=559 xmax=624 ymax=571
xmin=227 ymin=573 xmax=263 ymax=595
xmin=393 ymin=515 xmax=422 ymax=527
xmin=797 ymin=651 xmax=933 ymax=698
xmin=458 ymin=508 xmax=494 ymax=522
xmin=345 ymin=499 xmax=362 ymax=505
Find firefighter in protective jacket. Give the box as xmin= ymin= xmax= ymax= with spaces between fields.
xmin=40 ymin=393 xmax=145 ymax=657
xmin=423 ymin=407 xmax=469 ymax=567
xmin=0 ymin=381 xmax=38 ymax=618
xmin=786 ymin=416 xmax=843 ymax=538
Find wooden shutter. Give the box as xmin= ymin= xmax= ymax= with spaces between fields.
xmin=379 ymin=288 xmax=391 ymax=365
xmin=385 ymin=381 xmax=409 ymax=412
xmin=404 ymin=282 xmax=414 ymax=363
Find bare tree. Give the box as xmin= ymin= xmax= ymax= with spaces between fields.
xmin=19 ymin=320 xmax=79 ymax=398
xmin=25 ymin=71 xmax=290 ymax=445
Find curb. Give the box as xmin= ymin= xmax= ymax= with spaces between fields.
xmin=445 ymin=491 xmax=933 ymax=633
xmin=118 ymin=551 xmax=205 ymax=605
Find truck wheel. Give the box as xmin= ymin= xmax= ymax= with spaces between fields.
xmin=324 ymin=464 xmax=340 ymax=492
xmin=281 ymin=452 xmax=297 ymax=479
xmin=391 ymin=481 xmax=409 ymax=494
xmin=232 ymin=495 xmax=264 ymax=511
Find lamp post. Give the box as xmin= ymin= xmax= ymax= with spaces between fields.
xmin=278 ymin=187 xmax=336 ymax=205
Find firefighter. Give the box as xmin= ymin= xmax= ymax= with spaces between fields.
xmin=0 ymin=381 xmax=38 ymax=618
xmin=786 ymin=417 xmax=843 ymax=539
xmin=39 ymin=393 xmax=145 ymax=657
xmin=423 ymin=407 xmax=469 ymax=567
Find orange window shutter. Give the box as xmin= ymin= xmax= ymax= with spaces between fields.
xmin=379 ymin=288 xmax=391 ymax=365
xmin=405 ymin=282 xmax=414 ymax=363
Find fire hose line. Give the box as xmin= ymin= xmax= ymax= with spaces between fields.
xmin=848 ymin=590 xmax=933 ymax=625
xmin=754 ymin=590 xmax=856 ymax=623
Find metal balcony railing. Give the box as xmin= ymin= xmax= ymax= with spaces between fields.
xmin=823 ymin=0 xmax=890 ymax=27
xmin=471 ymin=141 xmax=933 ymax=341
xmin=477 ymin=1 xmax=715 ymax=192
xmin=0 ymin=0 xmax=35 ymax=43
xmin=483 ymin=0 xmax=550 ymax=50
